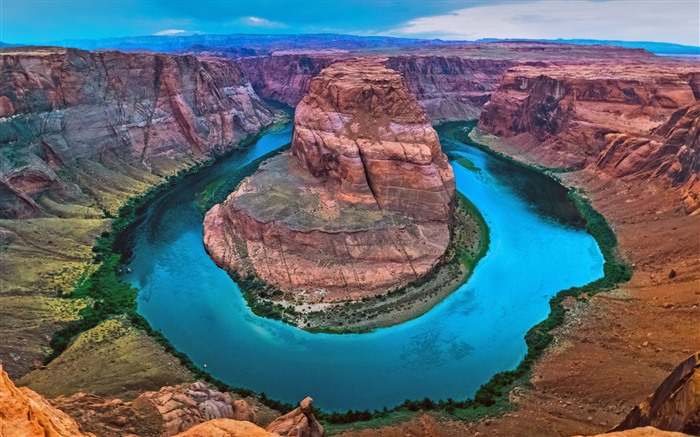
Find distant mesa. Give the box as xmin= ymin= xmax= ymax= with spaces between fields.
xmin=203 ymin=60 xmax=455 ymax=302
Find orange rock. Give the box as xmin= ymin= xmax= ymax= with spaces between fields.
xmin=265 ymin=397 xmax=324 ymax=437
xmin=0 ymin=365 xmax=95 ymax=437
xmin=573 ymin=426 xmax=693 ymax=437
xmin=173 ymin=419 xmax=278 ymax=437
xmin=291 ymin=60 xmax=454 ymax=221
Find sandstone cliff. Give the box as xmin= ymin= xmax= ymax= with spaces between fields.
xmin=239 ymin=53 xmax=516 ymax=122
xmin=204 ymin=61 xmax=455 ymax=302
xmin=0 ymin=47 xmax=275 ymax=218
xmin=612 ymin=352 xmax=700 ymax=435
xmin=478 ymin=63 xmax=699 ymax=212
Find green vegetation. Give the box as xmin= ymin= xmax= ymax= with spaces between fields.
xmin=44 ymin=124 xmax=297 ymax=414
xmin=196 ymin=145 xmax=290 ymax=213
xmin=455 ymin=157 xmax=481 ymax=173
xmin=319 ymin=122 xmax=632 ymax=430
xmin=232 ymin=190 xmax=490 ymax=334
xmin=43 ymin=118 xmax=630 ymax=430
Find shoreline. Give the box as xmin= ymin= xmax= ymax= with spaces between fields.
xmin=34 ymin=118 xmax=633 ymax=431
xmin=227 ymin=191 xmax=490 ymax=334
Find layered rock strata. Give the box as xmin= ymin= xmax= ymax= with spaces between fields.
xmin=1 ymin=366 xmax=323 ymax=437
xmin=478 ymin=63 xmax=700 ymax=213
xmin=204 ymin=61 xmax=455 ymax=301
xmin=0 ymin=47 xmax=275 ymax=218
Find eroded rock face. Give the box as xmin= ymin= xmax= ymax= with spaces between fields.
xmin=0 ymin=47 xmax=275 ymax=218
xmin=478 ymin=63 xmax=699 ymax=213
xmin=204 ymin=61 xmax=454 ymax=300
xmin=173 ymin=419 xmax=277 ymax=437
xmin=52 ymin=381 xmax=260 ymax=436
xmin=0 ymin=365 xmax=95 ymax=437
xmin=574 ymin=427 xmax=694 ymax=437
xmin=291 ymin=60 xmax=454 ymax=220
xmin=612 ymin=352 xmax=700 ymax=435
xmin=265 ymin=397 xmax=324 ymax=437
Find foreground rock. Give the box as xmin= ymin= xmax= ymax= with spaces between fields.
xmin=0 ymin=365 xmax=95 ymax=436
xmin=574 ymin=427 xmax=694 ymax=437
xmin=204 ymin=61 xmax=455 ymax=302
xmin=266 ymin=397 xmax=324 ymax=437
xmin=52 ymin=381 xmax=263 ymax=436
xmin=612 ymin=352 xmax=700 ymax=434
xmin=173 ymin=419 xmax=278 ymax=437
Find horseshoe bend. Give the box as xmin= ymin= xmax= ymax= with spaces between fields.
xmin=1 ymin=9 xmax=700 ymax=437
xmin=202 ymin=61 xmax=485 ymax=330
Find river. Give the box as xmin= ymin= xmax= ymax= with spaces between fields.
xmin=125 ymin=121 xmax=604 ymax=411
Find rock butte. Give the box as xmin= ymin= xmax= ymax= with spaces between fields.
xmin=203 ymin=60 xmax=455 ymax=301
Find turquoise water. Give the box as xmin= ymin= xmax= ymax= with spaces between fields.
xmin=125 ymin=122 xmax=604 ymax=411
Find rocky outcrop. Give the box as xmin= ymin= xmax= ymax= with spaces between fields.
xmin=0 ymin=47 xmax=275 ymax=218
xmin=204 ymin=61 xmax=455 ymax=301
xmin=0 ymin=365 xmax=95 ymax=436
xmin=291 ymin=60 xmax=454 ymax=220
xmin=266 ymin=397 xmax=324 ymax=437
xmin=52 ymin=381 xmax=261 ymax=436
xmin=574 ymin=427 xmax=694 ymax=437
xmin=478 ymin=63 xmax=699 ymax=212
xmin=594 ymin=103 xmax=700 ymax=214
xmin=611 ymin=352 xmax=700 ymax=435
xmin=173 ymin=419 xmax=278 ymax=437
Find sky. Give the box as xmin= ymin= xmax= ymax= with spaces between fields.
xmin=1 ymin=0 xmax=699 ymax=46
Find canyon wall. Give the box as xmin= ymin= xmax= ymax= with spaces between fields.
xmin=0 ymin=47 xmax=276 ymax=218
xmin=239 ymin=53 xmax=520 ymax=121
xmin=478 ymin=64 xmax=700 ymax=213
xmin=385 ymin=56 xmax=520 ymax=121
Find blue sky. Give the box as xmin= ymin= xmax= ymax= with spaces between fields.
xmin=2 ymin=0 xmax=699 ymax=46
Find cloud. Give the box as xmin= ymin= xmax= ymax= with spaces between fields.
xmin=387 ymin=0 xmax=700 ymax=46
xmin=238 ymin=16 xmax=286 ymax=28
xmin=153 ymin=29 xmax=188 ymax=36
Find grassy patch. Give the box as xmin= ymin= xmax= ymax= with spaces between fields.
xmin=455 ymin=157 xmax=481 ymax=173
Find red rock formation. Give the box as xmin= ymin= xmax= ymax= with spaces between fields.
xmin=204 ymin=61 xmax=455 ymax=301
xmin=265 ymin=397 xmax=324 ymax=437
xmin=478 ymin=63 xmax=699 ymax=212
xmin=0 ymin=365 xmax=95 ymax=437
xmin=386 ymin=56 xmax=519 ymax=121
xmin=611 ymin=352 xmax=700 ymax=434
xmin=239 ymin=54 xmax=336 ymax=107
xmin=0 ymin=47 xmax=275 ymax=218
xmin=291 ymin=60 xmax=454 ymax=221
xmin=173 ymin=419 xmax=277 ymax=437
